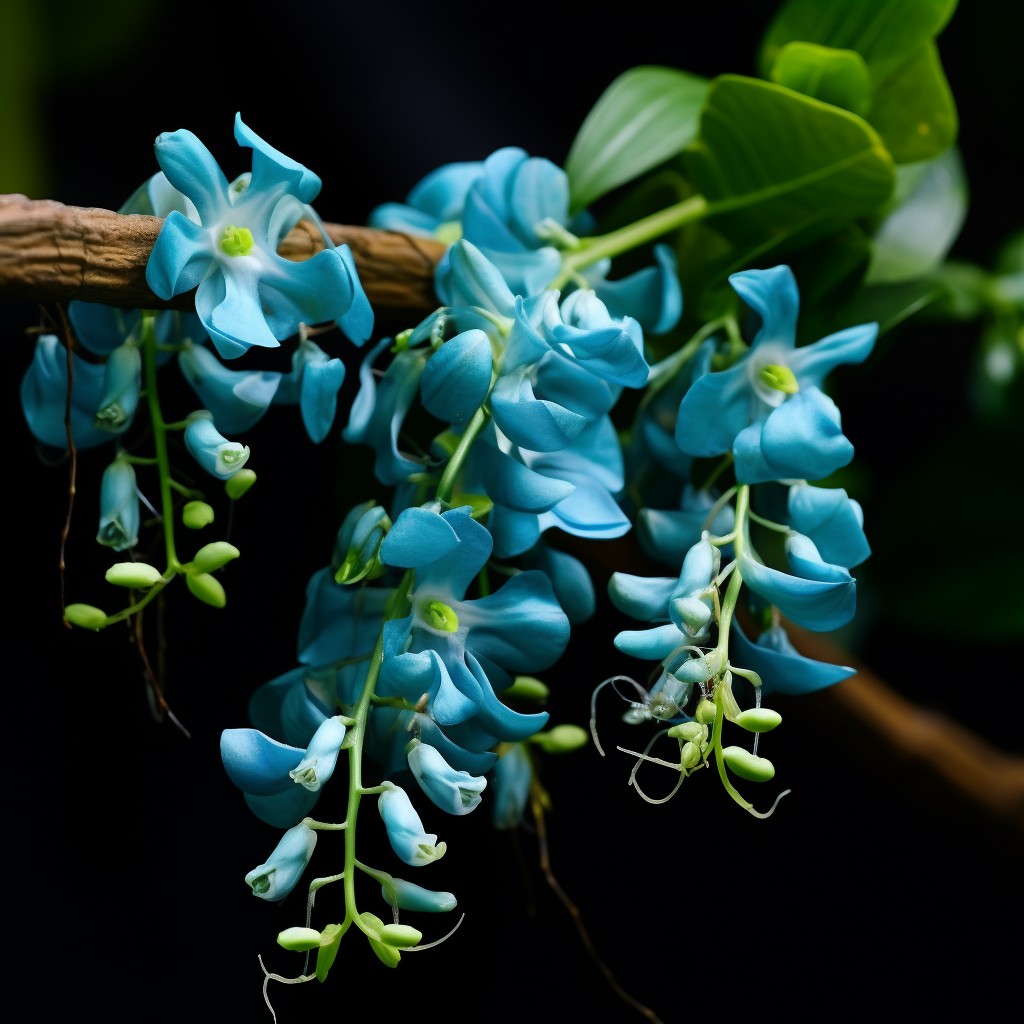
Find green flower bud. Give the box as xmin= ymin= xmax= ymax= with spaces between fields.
xmin=359 ymin=913 xmax=402 ymax=968
xmin=503 ymin=676 xmax=550 ymax=703
xmin=668 ymin=721 xmax=707 ymax=744
xmin=105 ymin=562 xmax=163 ymax=588
xmin=276 ymin=926 xmax=322 ymax=952
xmin=64 ymin=603 xmax=109 ymax=630
xmin=189 ymin=541 xmax=240 ymax=574
xmin=225 ymin=469 xmax=257 ymax=500
xmin=186 ymin=571 xmax=226 ymax=608
xmin=182 ymin=501 xmax=215 ymax=529
xmin=679 ymin=740 xmax=703 ymax=770
xmin=529 ymin=724 xmax=588 ymax=754
xmin=733 ymin=708 xmax=783 ymax=733
xmin=722 ymin=745 xmax=776 ymax=782
xmin=695 ymin=699 xmax=717 ymax=725
xmin=378 ymin=924 xmax=423 ymax=948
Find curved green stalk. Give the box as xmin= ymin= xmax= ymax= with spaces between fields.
xmin=436 ymin=405 xmax=491 ymax=505
xmin=551 ymin=195 xmax=708 ymax=290
xmin=344 ymin=571 xmax=414 ymax=939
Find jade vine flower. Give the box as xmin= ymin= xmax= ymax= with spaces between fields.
xmin=675 ymin=265 xmax=877 ymax=484
xmin=146 ymin=113 xmax=371 ymax=359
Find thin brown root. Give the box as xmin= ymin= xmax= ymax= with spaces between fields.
xmin=529 ymin=781 xmax=666 ymax=1024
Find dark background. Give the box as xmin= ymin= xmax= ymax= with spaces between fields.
xmin=2 ymin=2 xmax=1021 ymax=1021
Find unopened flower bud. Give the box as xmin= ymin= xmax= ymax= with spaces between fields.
xmin=105 ymin=562 xmax=162 ymax=588
xmin=186 ymin=571 xmax=226 ymax=608
xmin=733 ymin=708 xmax=783 ymax=733
xmin=722 ymin=745 xmax=776 ymax=782
xmin=182 ymin=500 xmax=215 ymax=529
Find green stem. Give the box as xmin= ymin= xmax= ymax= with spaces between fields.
xmin=343 ymin=570 xmax=414 ymax=938
xmin=436 ymin=405 xmax=491 ymax=505
xmin=715 ymin=485 xmax=749 ymax=650
xmin=140 ymin=313 xmax=181 ymax=570
xmin=552 ymin=194 xmax=708 ymax=290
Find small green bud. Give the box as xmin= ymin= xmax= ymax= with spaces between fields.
xmin=734 ymin=708 xmax=783 ymax=733
xmin=186 ymin=571 xmax=226 ymax=608
xmin=378 ymin=924 xmax=423 ymax=948
xmin=182 ymin=501 xmax=215 ymax=529
xmin=105 ymin=562 xmax=163 ymax=588
xmin=64 ymin=603 xmax=109 ymax=630
xmin=225 ymin=469 xmax=256 ymax=500
xmin=679 ymin=740 xmax=703 ymax=770
xmin=530 ymin=724 xmax=588 ymax=754
xmin=218 ymin=225 xmax=255 ymax=257
xmin=722 ymin=745 xmax=776 ymax=782
xmin=503 ymin=676 xmax=550 ymax=703
xmin=276 ymin=926 xmax=322 ymax=952
xmin=695 ymin=699 xmax=717 ymax=725
xmin=189 ymin=541 xmax=240 ymax=574
xmin=668 ymin=721 xmax=706 ymax=744
xmin=359 ymin=913 xmax=402 ymax=968
xmin=759 ymin=363 xmax=800 ymax=394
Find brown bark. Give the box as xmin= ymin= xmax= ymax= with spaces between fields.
xmin=0 ymin=193 xmax=445 ymax=319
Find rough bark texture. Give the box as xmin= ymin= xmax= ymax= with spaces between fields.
xmin=0 ymin=193 xmax=445 ymax=318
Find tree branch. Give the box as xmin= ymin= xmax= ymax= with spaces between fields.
xmin=0 ymin=193 xmax=445 ymax=319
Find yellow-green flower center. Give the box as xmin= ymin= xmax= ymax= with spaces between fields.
xmin=758 ymin=363 xmax=800 ymax=394
xmin=424 ymin=599 xmax=459 ymax=633
xmin=219 ymin=225 xmax=255 ymax=257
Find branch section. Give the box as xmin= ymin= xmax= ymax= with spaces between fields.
xmin=0 ymin=194 xmax=445 ymax=319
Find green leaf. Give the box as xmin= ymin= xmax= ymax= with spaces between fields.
xmin=869 ymin=42 xmax=958 ymax=163
xmin=314 ymin=924 xmax=344 ymax=982
xmin=687 ymin=76 xmax=895 ymax=250
xmin=564 ymin=65 xmax=709 ymax=215
xmin=771 ymin=42 xmax=872 ymax=116
xmin=866 ymin=147 xmax=967 ymax=284
xmin=758 ymin=0 xmax=959 ymax=163
xmin=759 ymin=0 xmax=958 ymax=83
xmin=837 ymin=278 xmax=951 ymax=335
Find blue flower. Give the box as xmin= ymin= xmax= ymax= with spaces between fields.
xmin=738 ymin=531 xmax=856 ymax=633
xmin=377 ymin=505 xmax=568 ymax=752
xmin=407 ymin=739 xmax=487 ymax=816
xmin=674 ymin=265 xmax=877 ymax=483
xmin=380 ymin=877 xmax=458 ymax=913
xmin=146 ymin=113 xmax=371 ymax=360
xmin=177 ymin=339 xmax=281 ymax=433
xmin=272 ymin=334 xmax=347 ymax=443
xmin=220 ymin=716 xmax=347 ymax=828
xmin=787 ymin=482 xmax=870 ymax=568
xmin=20 ymin=334 xmax=120 ymax=450
xmin=183 ymin=410 xmax=250 ymax=479
xmin=491 ymin=742 xmax=532 ymax=830
xmin=378 ymin=784 xmax=447 ymax=867
xmin=244 ymin=823 xmax=317 ymax=902
xmin=374 ymin=146 xmax=681 ymax=335
xmin=96 ymin=455 xmax=139 ymax=551
xmin=730 ymin=622 xmax=856 ymax=696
